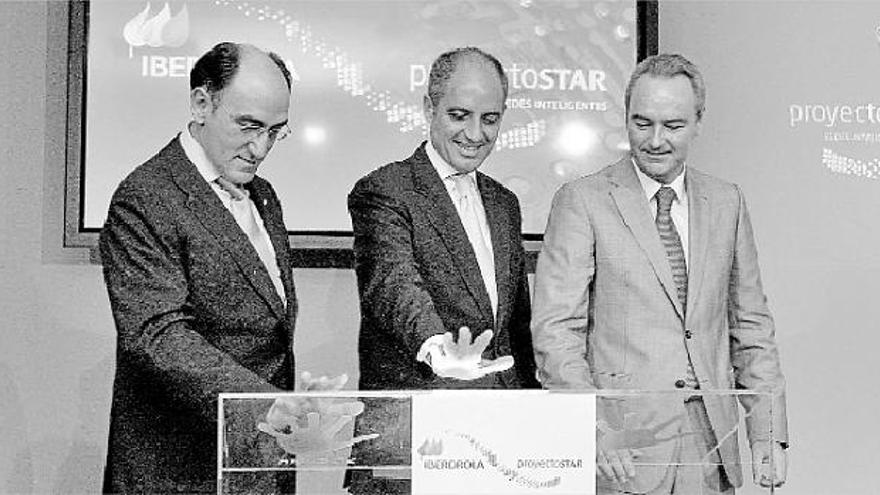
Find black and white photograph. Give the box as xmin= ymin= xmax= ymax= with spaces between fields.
xmin=1 ymin=1 xmax=878 ymax=493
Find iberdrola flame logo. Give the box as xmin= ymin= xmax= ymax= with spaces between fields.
xmin=123 ymin=2 xmax=190 ymax=58
xmin=417 ymin=437 xmax=444 ymax=457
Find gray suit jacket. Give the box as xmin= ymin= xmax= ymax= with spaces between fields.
xmin=100 ymin=137 xmax=297 ymax=493
xmin=532 ymin=157 xmax=788 ymax=491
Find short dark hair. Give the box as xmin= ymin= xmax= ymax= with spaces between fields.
xmin=625 ymin=53 xmax=706 ymax=120
xmin=427 ymin=47 xmax=508 ymax=106
xmin=190 ymin=42 xmax=292 ymax=101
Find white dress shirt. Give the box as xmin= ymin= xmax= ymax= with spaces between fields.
xmin=179 ymin=123 xmax=285 ymax=304
xmin=425 ymin=141 xmax=497 ymax=315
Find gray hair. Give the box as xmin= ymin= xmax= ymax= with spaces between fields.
xmin=625 ymin=53 xmax=706 ymax=120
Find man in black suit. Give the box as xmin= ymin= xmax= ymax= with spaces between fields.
xmin=349 ymin=46 xmax=539 ymax=392
xmin=100 ymin=42 xmax=299 ymax=493
xmin=346 ymin=45 xmax=539 ymax=494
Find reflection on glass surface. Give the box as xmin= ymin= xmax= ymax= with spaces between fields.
xmin=219 ymin=390 xmax=778 ymax=495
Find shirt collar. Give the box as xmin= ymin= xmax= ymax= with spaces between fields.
xmin=425 ymin=139 xmax=478 ymax=184
xmin=179 ymin=122 xmax=223 ymax=184
xmin=630 ymin=156 xmax=687 ymax=203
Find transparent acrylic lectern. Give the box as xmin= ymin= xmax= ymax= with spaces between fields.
xmin=218 ymin=390 xmax=781 ymax=494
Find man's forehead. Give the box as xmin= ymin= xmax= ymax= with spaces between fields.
xmin=439 ymin=74 xmax=504 ymax=108
xmin=218 ymin=90 xmax=290 ymax=130
xmin=450 ymin=60 xmax=501 ymax=85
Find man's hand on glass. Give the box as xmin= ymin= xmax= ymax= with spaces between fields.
xmin=257 ymin=410 xmax=377 ymax=456
xmin=416 ymin=326 xmax=514 ymax=380
xmin=751 ymin=440 xmax=787 ymax=488
xmin=298 ymin=371 xmax=349 ymax=392
xmin=260 ymin=372 xmax=355 ymax=421
xmin=596 ymin=414 xmax=680 ymax=486
xmin=257 ymin=371 xmax=378 ymax=458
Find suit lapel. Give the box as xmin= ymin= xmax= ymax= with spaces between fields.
xmin=165 ymin=140 xmax=285 ymax=319
xmin=410 ymin=146 xmax=495 ymax=322
xmin=608 ymin=159 xmax=685 ymax=321
xmin=246 ymin=180 xmax=295 ymax=316
xmin=479 ymin=174 xmax=509 ymax=329
xmin=685 ymin=171 xmax=709 ymax=325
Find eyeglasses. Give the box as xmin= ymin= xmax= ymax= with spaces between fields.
xmin=215 ymin=103 xmax=292 ymax=143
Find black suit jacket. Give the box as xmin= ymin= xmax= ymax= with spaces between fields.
xmin=348 ymin=143 xmax=539 ymax=391
xmin=100 ymin=137 xmax=297 ymax=493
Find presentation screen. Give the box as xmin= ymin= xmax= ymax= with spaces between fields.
xmin=81 ymin=0 xmax=647 ymax=249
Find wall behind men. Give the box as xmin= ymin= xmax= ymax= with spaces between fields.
xmin=1 ymin=3 xmax=108 ymax=492
xmin=660 ymin=1 xmax=880 ymax=494
xmin=2 ymin=1 xmax=879 ymax=494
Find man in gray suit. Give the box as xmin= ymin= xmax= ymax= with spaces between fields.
xmin=531 ymin=54 xmax=788 ymax=494
xmin=100 ymin=42 xmax=298 ymax=493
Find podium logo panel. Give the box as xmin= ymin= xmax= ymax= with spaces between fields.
xmin=411 ymin=391 xmax=595 ymax=495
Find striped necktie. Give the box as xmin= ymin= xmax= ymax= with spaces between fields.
xmin=655 ymin=186 xmax=687 ymax=314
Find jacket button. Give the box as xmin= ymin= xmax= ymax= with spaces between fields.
xmin=674 ymin=379 xmax=687 ymax=388
xmin=685 ymin=329 xmax=693 ymax=339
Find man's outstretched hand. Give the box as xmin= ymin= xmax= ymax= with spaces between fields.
xmin=257 ymin=409 xmax=377 ymax=456
xmin=256 ymin=371 xmax=378 ymax=458
xmin=298 ymin=371 xmax=348 ymax=392
xmin=416 ymin=327 xmax=514 ymax=380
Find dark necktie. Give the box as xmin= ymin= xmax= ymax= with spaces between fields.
xmin=655 ymin=187 xmax=687 ymax=314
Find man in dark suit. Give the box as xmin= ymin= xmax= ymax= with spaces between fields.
xmin=345 ymin=47 xmax=539 ymax=492
xmin=100 ymin=42 xmax=298 ymax=493
xmin=349 ymin=46 xmax=539 ymax=391
xmin=531 ymin=53 xmax=788 ymax=494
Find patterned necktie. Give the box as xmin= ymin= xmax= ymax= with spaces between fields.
xmin=655 ymin=186 xmax=687 ymax=314
xmin=449 ymin=173 xmax=497 ymax=316
xmin=215 ymin=177 xmax=286 ymax=305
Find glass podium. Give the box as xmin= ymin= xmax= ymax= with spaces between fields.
xmin=218 ymin=390 xmax=781 ymax=494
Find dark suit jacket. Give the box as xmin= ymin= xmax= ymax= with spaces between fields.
xmin=100 ymin=137 xmax=297 ymax=493
xmin=532 ymin=158 xmax=788 ymax=491
xmin=348 ymin=143 xmax=539 ymax=391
